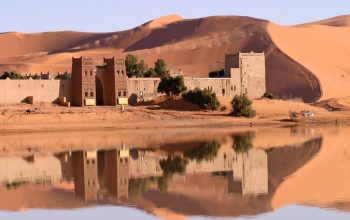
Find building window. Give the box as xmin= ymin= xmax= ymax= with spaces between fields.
xmin=118 ymin=91 xmax=121 ymax=96
xmin=85 ymin=92 xmax=88 ymax=97
xmin=86 ymin=159 xmax=90 ymax=165
xmin=234 ymin=86 xmax=236 ymax=92
xmin=121 ymin=70 xmax=124 ymax=75
xmin=91 ymin=159 xmax=95 ymax=165
xmin=123 ymin=90 xmax=127 ymax=96
xmin=90 ymin=71 xmax=93 ymax=76
xmin=117 ymin=70 xmax=120 ymax=75
xmin=84 ymin=71 xmax=88 ymax=76
xmin=90 ymin=92 xmax=94 ymax=97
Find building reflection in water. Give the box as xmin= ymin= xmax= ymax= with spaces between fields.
xmin=0 ymin=132 xmax=268 ymax=203
xmin=55 ymin=136 xmax=268 ymax=203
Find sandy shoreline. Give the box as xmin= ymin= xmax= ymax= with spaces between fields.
xmin=0 ymin=99 xmax=350 ymax=134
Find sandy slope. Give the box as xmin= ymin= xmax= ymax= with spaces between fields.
xmin=268 ymin=16 xmax=350 ymax=101
xmin=0 ymin=15 xmax=350 ymax=102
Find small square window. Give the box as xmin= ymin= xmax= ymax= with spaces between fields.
xmin=118 ymin=91 xmax=121 ymax=96
xmin=84 ymin=71 xmax=88 ymax=76
xmin=90 ymin=92 xmax=94 ymax=97
xmin=85 ymin=92 xmax=88 ymax=97
xmin=117 ymin=70 xmax=120 ymax=75
xmin=90 ymin=71 xmax=93 ymax=76
xmin=123 ymin=91 xmax=127 ymax=96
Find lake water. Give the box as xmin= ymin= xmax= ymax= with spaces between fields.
xmin=0 ymin=125 xmax=349 ymax=219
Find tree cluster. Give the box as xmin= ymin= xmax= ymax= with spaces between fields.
xmin=125 ymin=54 xmax=168 ymax=78
xmin=157 ymin=75 xmax=187 ymax=97
xmin=0 ymin=72 xmax=26 ymax=80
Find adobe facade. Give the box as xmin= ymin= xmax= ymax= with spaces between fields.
xmin=225 ymin=52 xmax=266 ymax=99
xmin=0 ymin=52 xmax=266 ymax=105
xmin=72 ymin=57 xmax=128 ymax=106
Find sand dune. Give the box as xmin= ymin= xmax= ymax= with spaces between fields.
xmin=0 ymin=15 xmax=349 ymax=102
xmin=268 ymin=21 xmax=350 ymax=101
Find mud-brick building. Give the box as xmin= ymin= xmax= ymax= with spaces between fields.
xmin=71 ymin=57 xmax=127 ymax=107
xmin=225 ymin=52 xmax=266 ymax=99
xmin=0 ymin=52 xmax=266 ymax=106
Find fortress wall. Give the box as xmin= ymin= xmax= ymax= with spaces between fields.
xmin=127 ymin=77 xmax=233 ymax=105
xmin=185 ymin=77 xmax=233 ymax=97
xmin=0 ymin=79 xmax=71 ymax=104
xmin=127 ymin=78 xmax=161 ymax=104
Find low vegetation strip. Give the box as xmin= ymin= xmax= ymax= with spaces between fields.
xmin=183 ymin=88 xmax=221 ymax=111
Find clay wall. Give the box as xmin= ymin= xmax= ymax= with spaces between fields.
xmin=0 ymin=79 xmax=71 ymax=104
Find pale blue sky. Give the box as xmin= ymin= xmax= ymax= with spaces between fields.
xmin=1 ymin=0 xmax=349 ymax=33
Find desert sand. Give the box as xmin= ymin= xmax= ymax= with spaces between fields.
xmin=0 ymin=98 xmax=349 ymax=133
xmin=1 ymin=15 xmax=350 ymax=102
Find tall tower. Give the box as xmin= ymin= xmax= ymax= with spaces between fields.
xmin=104 ymin=149 xmax=130 ymax=200
xmin=72 ymin=150 xmax=99 ymax=202
xmin=103 ymin=57 xmax=128 ymax=106
xmin=225 ymin=52 xmax=266 ymax=99
xmin=71 ymin=57 xmax=96 ymax=106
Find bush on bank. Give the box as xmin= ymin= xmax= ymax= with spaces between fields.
xmin=183 ymin=88 xmax=221 ymax=111
xmin=231 ymin=95 xmax=256 ymax=118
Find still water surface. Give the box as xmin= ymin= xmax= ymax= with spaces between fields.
xmin=0 ymin=125 xmax=349 ymax=219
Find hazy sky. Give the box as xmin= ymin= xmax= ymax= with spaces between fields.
xmin=1 ymin=0 xmax=349 ymax=33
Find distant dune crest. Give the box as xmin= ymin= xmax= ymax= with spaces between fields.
xmin=143 ymin=14 xmax=184 ymax=29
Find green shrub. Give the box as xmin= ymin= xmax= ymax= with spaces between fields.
xmin=262 ymin=91 xmax=279 ymax=100
xmin=157 ymin=75 xmax=187 ymax=97
xmin=55 ymin=72 xmax=71 ymax=80
xmin=231 ymin=95 xmax=256 ymax=118
xmin=0 ymin=72 xmax=26 ymax=80
xmin=183 ymin=88 xmax=221 ymax=111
